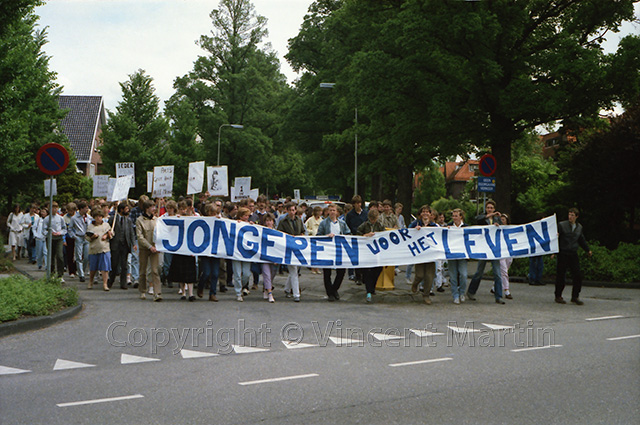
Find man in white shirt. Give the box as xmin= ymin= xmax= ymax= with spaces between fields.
xmin=43 ymin=202 xmax=67 ymax=279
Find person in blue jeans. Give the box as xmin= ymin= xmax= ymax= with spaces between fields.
xmin=528 ymin=256 xmax=544 ymax=286
xmin=466 ymin=200 xmax=505 ymax=304
xmin=447 ymin=208 xmax=468 ymax=304
xmin=196 ymin=203 xmax=220 ymax=302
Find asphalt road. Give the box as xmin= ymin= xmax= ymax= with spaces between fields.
xmin=1 ymin=264 xmax=639 ymax=424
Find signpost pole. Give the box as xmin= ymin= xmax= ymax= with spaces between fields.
xmin=46 ymin=175 xmax=53 ymax=279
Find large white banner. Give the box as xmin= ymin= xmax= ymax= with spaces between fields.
xmin=153 ymin=166 xmax=174 ymax=198
xmin=207 ymin=166 xmax=228 ymax=196
xmin=92 ymin=175 xmax=110 ymax=197
xmin=155 ymin=215 xmax=559 ymax=268
xmin=116 ymin=162 xmax=135 ymax=188
xmin=187 ymin=161 xmax=205 ymax=195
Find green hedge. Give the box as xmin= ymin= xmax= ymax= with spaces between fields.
xmin=0 ymin=275 xmax=78 ymax=322
xmin=508 ymin=242 xmax=640 ymax=283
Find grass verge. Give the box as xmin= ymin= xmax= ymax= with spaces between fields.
xmin=0 ymin=275 xmax=78 ymax=323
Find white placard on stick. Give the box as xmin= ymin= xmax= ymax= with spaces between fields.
xmin=106 ymin=178 xmax=117 ymax=201
xmin=249 ymin=189 xmax=259 ymax=201
xmin=152 ymin=166 xmax=174 ymax=198
xmin=147 ymin=171 xmax=154 ymax=193
xmin=207 ymin=166 xmax=229 ymax=197
xmin=116 ymin=162 xmax=135 ymax=188
xmin=44 ymin=179 xmax=57 ymax=197
xmin=293 ymin=189 xmax=301 ymax=201
xmin=111 ymin=175 xmax=133 ymax=202
xmin=92 ymin=175 xmax=109 ymax=197
xmin=187 ymin=161 xmax=205 ymax=195
xmin=233 ymin=176 xmax=251 ymax=201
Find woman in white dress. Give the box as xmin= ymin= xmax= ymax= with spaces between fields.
xmin=7 ymin=204 xmax=24 ymax=261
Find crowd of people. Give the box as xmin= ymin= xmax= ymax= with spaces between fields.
xmin=6 ymin=194 xmax=591 ymax=306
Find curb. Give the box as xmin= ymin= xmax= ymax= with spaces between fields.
xmin=509 ymin=276 xmax=640 ymax=290
xmin=0 ymin=303 xmax=83 ymax=338
xmin=1 ymin=266 xmax=84 ymax=339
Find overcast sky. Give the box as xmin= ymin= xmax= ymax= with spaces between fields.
xmin=36 ymin=1 xmax=638 ymax=113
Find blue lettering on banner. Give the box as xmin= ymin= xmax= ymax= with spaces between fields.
xmin=161 ymin=219 xmax=184 ymax=251
xmin=408 ymin=242 xmax=420 ymax=257
xmin=379 ymin=238 xmax=389 ymax=250
xmin=484 ymin=228 xmax=502 ymax=258
xmin=311 ymin=237 xmax=333 ymax=267
xmin=442 ymin=229 xmax=465 ymax=259
xmin=187 ymin=219 xmax=210 ymax=254
xmin=260 ymin=227 xmax=283 ymax=263
xmin=464 ymin=228 xmax=486 ymax=259
xmin=390 ymin=232 xmax=400 ymax=245
xmin=212 ymin=220 xmax=235 ymax=256
xmin=418 ymin=236 xmax=429 ymax=252
xmin=285 ymin=235 xmax=308 ymax=265
xmin=398 ymin=228 xmax=411 ymax=241
xmin=426 ymin=232 xmax=437 ymax=245
xmin=334 ymin=236 xmax=359 ymax=266
xmin=526 ymin=222 xmax=551 ymax=254
xmin=503 ymin=227 xmax=528 ymax=257
xmin=237 ymin=226 xmax=259 ymax=258
xmin=367 ymin=240 xmax=381 ymax=255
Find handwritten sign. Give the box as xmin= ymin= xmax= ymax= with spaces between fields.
xmin=152 ymin=166 xmax=174 ymax=198
xmin=92 ymin=175 xmax=109 ymax=197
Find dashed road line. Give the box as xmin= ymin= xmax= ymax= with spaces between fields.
xmin=511 ymin=345 xmax=562 ymax=353
xmin=585 ymin=315 xmax=625 ymax=321
xmin=0 ymin=365 xmax=31 ymax=375
xmin=53 ymin=359 xmax=95 ymax=371
xmin=57 ymin=394 xmax=144 ymax=407
xmin=606 ymin=334 xmax=640 ymax=341
xmin=282 ymin=341 xmax=319 ymax=350
xmin=232 ymin=345 xmax=269 ymax=354
xmin=389 ymin=357 xmax=453 ymax=367
xmin=238 ymin=373 xmax=319 ymax=386
xmin=180 ymin=349 xmax=219 ymax=359
xmin=121 ymin=354 xmax=160 ymax=364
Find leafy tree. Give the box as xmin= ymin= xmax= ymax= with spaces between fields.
xmin=412 ymin=162 xmax=446 ymax=214
xmin=100 ymin=69 xmax=169 ymax=197
xmin=0 ymin=4 xmax=67 ymax=211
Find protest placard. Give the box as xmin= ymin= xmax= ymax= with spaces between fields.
xmin=44 ymin=179 xmax=57 ymax=197
xmin=207 ymin=165 xmax=229 ymax=197
xmin=187 ymin=161 xmax=205 ymax=195
xmin=111 ymin=175 xmax=133 ymax=202
xmin=232 ymin=176 xmax=251 ymax=201
xmin=106 ymin=178 xmax=117 ymax=202
xmin=116 ymin=162 xmax=135 ymax=188
xmin=147 ymin=171 xmax=153 ymax=193
xmin=92 ymin=175 xmax=109 ymax=197
xmin=152 ymin=166 xmax=174 ymax=198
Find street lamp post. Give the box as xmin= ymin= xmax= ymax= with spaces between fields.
xmin=217 ymin=123 xmax=244 ymax=165
xmin=319 ymin=82 xmax=358 ymax=196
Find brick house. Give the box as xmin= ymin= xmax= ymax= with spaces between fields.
xmin=441 ymin=160 xmax=479 ymax=199
xmin=58 ymin=95 xmax=106 ymax=176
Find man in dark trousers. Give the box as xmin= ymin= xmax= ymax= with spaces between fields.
xmin=108 ymin=202 xmax=135 ymax=289
xmin=555 ymin=208 xmax=592 ymax=305
xmin=317 ymin=204 xmax=351 ymax=301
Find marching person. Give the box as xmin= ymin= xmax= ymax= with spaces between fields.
xmin=197 ymin=203 xmax=221 ymax=302
xmin=71 ymin=201 xmax=91 ymax=283
xmin=7 ymin=204 xmax=24 ymax=261
xmin=357 ymin=209 xmax=386 ymax=303
xmin=555 ymin=208 xmax=592 ymax=305
xmin=345 ymin=195 xmax=368 ymax=284
xmin=232 ymin=207 xmax=253 ymax=302
xmin=317 ymin=203 xmax=351 ymax=301
xmin=408 ymin=205 xmax=437 ymax=305
xmin=277 ymin=202 xmax=305 ymax=302
xmin=448 ymin=208 xmax=468 ymax=304
xmin=43 ymin=202 xmax=67 ymax=280
xmin=108 ymin=202 xmax=135 ymax=290
xmin=86 ymin=209 xmax=113 ymax=291
xmin=260 ymin=213 xmax=278 ymax=303
xmin=136 ymin=200 xmax=162 ymax=301
xmin=169 ymin=201 xmax=197 ymax=301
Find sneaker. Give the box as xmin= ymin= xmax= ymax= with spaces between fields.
xmin=285 ymin=290 xmax=293 ymax=298
xmin=236 ymin=295 xmax=244 ymax=302
xmin=366 ymin=293 xmax=372 ymax=303
xmin=268 ymin=293 xmax=275 ymax=303
xmin=148 ymin=287 xmax=154 ymax=295
xmin=60 ymin=278 xmax=65 ymax=284
xmin=293 ymin=296 xmax=300 ymax=302
xmin=263 ymin=290 xmax=269 ymax=300
xmin=460 ymin=294 xmax=466 ymax=303
xmin=242 ymin=288 xmax=250 ymax=296
xmin=154 ymin=294 xmax=162 ymax=302
xmin=178 ymin=289 xmax=184 ymax=295
xmin=140 ymin=293 xmax=146 ymax=300
xmin=453 ymin=298 xmax=460 ymax=305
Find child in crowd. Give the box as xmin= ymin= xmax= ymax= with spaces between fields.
xmin=86 ymin=209 xmax=113 ymax=291
xmin=260 ymin=213 xmax=278 ymax=303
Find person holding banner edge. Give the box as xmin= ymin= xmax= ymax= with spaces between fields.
xmin=466 ymin=200 xmax=505 ymax=304
xmin=317 ymin=203 xmax=351 ymax=301
xmin=554 ymin=208 xmax=592 ymax=305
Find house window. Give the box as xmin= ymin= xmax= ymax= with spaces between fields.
xmin=89 ymin=163 xmax=95 ymax=177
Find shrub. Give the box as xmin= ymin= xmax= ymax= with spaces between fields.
xmin=0 ymin=275 xmax=78 ymax=322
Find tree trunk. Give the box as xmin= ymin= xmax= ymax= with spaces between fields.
xmin=397 ymin=165 xmax=414 ymax=225
xmin=490 ymin=119 xmax=516 ymax=216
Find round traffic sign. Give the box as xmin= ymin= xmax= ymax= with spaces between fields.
xmin=479 ymin=154 xmax=497 ymax=177
xmin=36 ymin=143 xmax=70 ymax=176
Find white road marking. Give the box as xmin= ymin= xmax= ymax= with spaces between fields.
xmin=232 ymin=345 xmax=269 ymax=354
xmin=585 ymin=315 xmax=625 ymax=321
xmin=409 ymin=329 xmax=444 ymax=338
xmin=53 ymin=359 xmax=95 ymax=371
xmin=607 ymin=334 xmax=640 ymax=341
xmin=448 ymin=325 xmax=480 ymax=334
xmin=511 ymin=345 xmax=562 ymax=352
xmin=328 ymin=336 xmax=364 ymax=346
xmin=239 ymin=373 xmax=319 ymax=386
xmin=370 ymin=332 xmax=404 ymax=341
xmin=121 ymin=354 xmax=160 ymax=364
xmin=482 ymin=323 xmax=515 ymax=331
xmin=389 ymin=357 xmax=453 ymax=367
xmin=0 ymin=365 xmax=31 ymax=375
xmin=282 ymin=341 xmax=319 ymax=349
xmin=179 ymin=349 xmax=219 ymax=359
xmin=57 ymin=394 xmax=144 ymax=407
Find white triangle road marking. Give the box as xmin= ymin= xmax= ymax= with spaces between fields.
xmin=282 ymin=341 xmax=319 ymax=350
xmin=121 ymin=354 xmax=160 ymax=364
xmin=180 ymin=349 xmax=219 ymax=359
xmin=53 ymin=359 xmax=96 ymax=371
xmin=447 ymin=325 xmax=480 ymax=334
xmin=232 ymin=345 xmax=269 ymax=354
xmin=370 ymin=332 xmax=404 ymax=341
xmin=0 ymin=365 xmax=31 ymax=375
xmin=410 ymin=329 xmax=445 ymax=338
xmin=328 ymin=336 xmax=364 ymax=346
xmin=481 ymin=323 xmax=515 ymax=331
